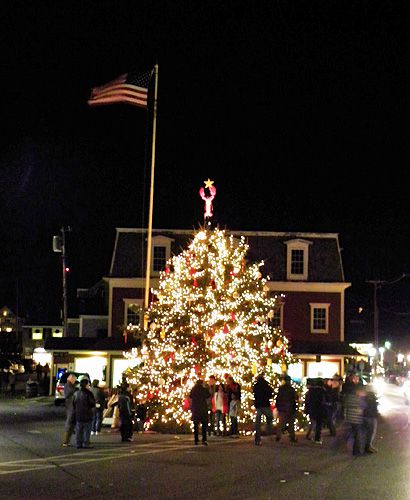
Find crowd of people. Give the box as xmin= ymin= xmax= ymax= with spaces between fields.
xmin=0 ymin=362 xmax=50 ymax=397
xmin=59 ymin=370 xmax=379 ymax=455
xmin=0 ymin=368 xmax=18 ymax=395
xmin=188 ymin=371 xmax=379 ymax=456
xmin=189 ymin=374 xmax=242 ymax=445
xmin=61 ymin=374 xmax=146 ymax=449
xmin=303 ymin=373 xmax=378 ymax=455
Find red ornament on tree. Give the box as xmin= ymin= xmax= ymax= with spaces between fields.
xmin=190 ymin=267 xmax=196 ymax=276
xmin=193 ymin=278 xmax=198 ymax=287
xmin=211 ymin=279 xmax=216 ymax=290
xmin=231 ymin=312 xmax=236 ymax=322
xmin=223 ymin=324 xmax=229 ymax=334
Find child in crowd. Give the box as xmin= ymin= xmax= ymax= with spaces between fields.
xmin=229 ymin=393 xmax=240 ymax=437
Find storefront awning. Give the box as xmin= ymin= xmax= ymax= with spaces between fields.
xmin=289 ymin=340 xmax=360 ymax=356
xmin=44 ymin=336 xmax=139 ymax=352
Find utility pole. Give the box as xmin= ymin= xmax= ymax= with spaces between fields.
xmin=53 ymin=226 xmax=71 ymax=337
xmin=367 ymin=273 xmax=408 ymax=375
xmin=367 ymin=280 xmax=381 ymax=373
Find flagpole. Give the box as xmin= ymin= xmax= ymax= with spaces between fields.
xmin=144 ymin=63 xmax=159 ymax=320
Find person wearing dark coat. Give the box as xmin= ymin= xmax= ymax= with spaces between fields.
xmin=91 ymin=379 xmax=106 ymax=435
xmin=189 ymin=379 xmax=211 ymax=445
xmin=305 ymin=378 xmax=325 ymax=443
xmin=135 ymin=403 xmax=147 ymax=432
xmin=9 ymin=371 xmax=16 ymax=395
xmin=363 ymin=384 xmax=378 ymax=453
xmin=226 ymin=376 xmax=241 ymax=407
xmin=226 ymin=376 xmax=241 ymax=435
xmin=253 ymin=374 xmax=274 ymax=446
xmin=205 ymin=375 xmax=217 ymax=436
xmin=275 ymin=375 xmax=298 ymax=443
xmin=343 ymin=377 xmax=365 ymax=456
xmin=1 ymin=369 xmax=9 ymax=394
xmin=72 ymin=378 xmax=96 ymax=449
xmin=62 ymin=373 xmax=78 ymax=447
xmin=117 ymin=386 xmax=134 ymax=442
xmin=324 ymin=378 xmax=339 ymax=436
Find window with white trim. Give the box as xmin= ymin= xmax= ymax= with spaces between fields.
xmin=291 ymin=249 xmax=304 ymax=275
xmin=150 ymin=235 xmax=174 ymax=276
xmin=310 ymin=303 xmax=330 ymax=334
xmin=285 ymin=239 xmax=311 ymax=281
xmin=124 ymin=300 xmax=143 ymax=327
xmin=153 ymin=246 xmax=166 ymax=272
xmin=268 ymin=303 xmax=283 ymax=329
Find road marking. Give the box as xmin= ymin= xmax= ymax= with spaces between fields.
xmin=0 ymin=437 xmax=244 ymax=476
xmin=0 ymin=446 xmax=188 ymax=475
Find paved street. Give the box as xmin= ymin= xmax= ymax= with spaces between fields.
xmin=1 ymin=383 xmax=410 ymax=499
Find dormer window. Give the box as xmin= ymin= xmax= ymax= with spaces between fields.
xmin=153 ymin=246 xmax=166 ymax=272
xmin=284 ymin=239 xmax=312 ymax=281
xmin=150 ymin=235 xmax=174 ymax=276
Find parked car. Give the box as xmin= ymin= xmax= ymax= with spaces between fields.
xmin=54 ymin=371 xmax=90 ymax=406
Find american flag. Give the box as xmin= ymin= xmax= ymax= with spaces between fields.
xmin=87 ymin=69 xmax=153 ymax=108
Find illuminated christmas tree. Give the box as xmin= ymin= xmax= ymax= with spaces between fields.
xmin=125 ymin=217 xmax=300 ymax=431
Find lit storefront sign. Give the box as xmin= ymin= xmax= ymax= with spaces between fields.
xmin=33 ymin=347 xmax=52 ymax=365
xmin=306 ymin=360 xmax=340 ymax=379
xmin=32 ymin=328 xmax=43 ymax=340
xmin=52 ymin=328 xmax=63 ymax=338
xmin=74 ymin=356 xmax=107 ymax=385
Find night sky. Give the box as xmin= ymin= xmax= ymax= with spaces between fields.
xmin=0 ymin=2 xmax=408 ymax=344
